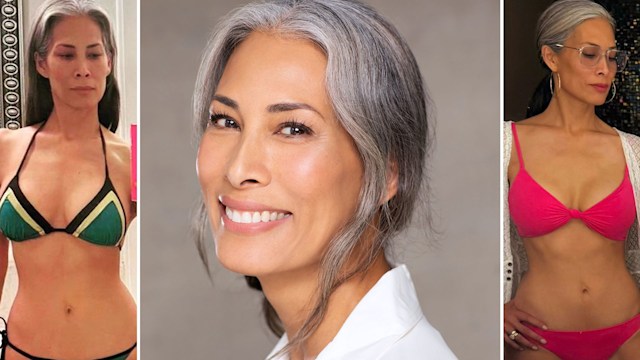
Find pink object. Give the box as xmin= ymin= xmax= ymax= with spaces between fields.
xmin=508 ymin=122 xmax=636 ymax=241
xmin=525 ymin=313 xmax=640 ymax=360
xmin=130 ymin=124 xmax=137 ymax=202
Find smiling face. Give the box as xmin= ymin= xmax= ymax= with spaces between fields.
xmin=36 ymin=15 xmax=111 ymax=110
xmin=197 ymin=32 xmax=364 ymax=277
xmin=544 ymin=17 xmax=617 ymax=105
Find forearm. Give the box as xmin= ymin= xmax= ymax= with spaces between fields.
xmin=0 ymin=234 xmax=9 ymax=302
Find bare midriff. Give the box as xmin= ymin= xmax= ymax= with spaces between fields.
xmin=7 ymin=232 xmax=136 ymax=358
xmin=514 ymin=221 xmax=640 ymax=331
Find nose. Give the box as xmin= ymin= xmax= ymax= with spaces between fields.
xmin=225 ymin=133 xmax=270 ymax=189
xmin=74 ymin=59 xmax=90 ymax=78
xmin=595 ymin=53 xmax=611 ymax=76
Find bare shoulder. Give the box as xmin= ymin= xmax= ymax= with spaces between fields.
xmin=0 ymin=125 xmax=40 ymax=185
xmin=103 ymin=130 xmax=131 ymax=173
xmin=511 ymin=116 xmax=546 ymax=134
xmin=0 ymin=125 xmax=40 ymax=162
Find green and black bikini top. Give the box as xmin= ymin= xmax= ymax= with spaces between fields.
xmin=0 ymin=121 xmax=127 ymax=248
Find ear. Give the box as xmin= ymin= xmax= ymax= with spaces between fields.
xmin=106 ymin=54 xmax=113 ymax=75
xmin=35 ymin=53 xmax=49 ymax=78
xmin=541 ymin=45 xmax=559 ymax=73
xmin=381 ymin=159 xmax=399 ymax=204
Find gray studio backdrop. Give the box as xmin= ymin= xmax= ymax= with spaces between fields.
xmin=140 ymin=0 xmax=500 ymax=359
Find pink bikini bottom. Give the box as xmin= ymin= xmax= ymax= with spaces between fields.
xmin=525 ymin=313 xmax=640 ymax=360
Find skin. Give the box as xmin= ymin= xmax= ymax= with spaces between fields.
xmin=505 ymin=18 xmax=640 ymax=359
xmin=0 ymin=16 xmax=136 ymax=359
xmin=197 ymin=31 xmax=396 ymax=360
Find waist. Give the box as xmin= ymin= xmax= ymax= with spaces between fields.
xmin=515 ymin=265 xmax=640 ymax=330
xmin=7 ymin=285 xmax=136 ymax=357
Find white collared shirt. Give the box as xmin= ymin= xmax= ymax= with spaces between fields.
xmin=266 ymin=265 xmax=457 ymax=360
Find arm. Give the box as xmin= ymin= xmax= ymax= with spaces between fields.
xmin=503 ymin=121 xmax=546 ymax=351
xmin=0 ymin=233 xmax=8 ymax=303
xmin=0 ymin=128 xmax=11 ymax=302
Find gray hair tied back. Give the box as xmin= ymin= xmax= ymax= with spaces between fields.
xmin=192 ymin=0 xmax=432 ymax=355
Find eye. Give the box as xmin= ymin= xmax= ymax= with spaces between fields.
xmin=209 ymin=113 xmax=239 ymax=129
xmin=279 ymin=121 xmax=313 ymax=136
xmin=581 ymin=47 xmax=599 ymax=59
xmin=88 ymin=53 xmax=103 ymax=59
xmin=57 ymin=53 xmax=74 ymax=60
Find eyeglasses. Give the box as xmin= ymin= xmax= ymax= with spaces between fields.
xmin=553 ymin=44 xmax=629 ymax=72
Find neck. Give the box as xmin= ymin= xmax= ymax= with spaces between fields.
xmin=261 ymin=252 xmax=390 ymax=360
xmin=543 ymin=91 xmax=598 ymax=133
xmin=44 ymin=104 xmax=101 ymax=140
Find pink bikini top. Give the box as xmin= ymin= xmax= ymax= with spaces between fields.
xmin=508 ymin=122 xmax=636 ymax=241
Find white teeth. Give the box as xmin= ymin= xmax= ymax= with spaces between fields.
xmin=232 ymin=210 xmax=242 ymax=223
xmin=224 ymin=206 xmax=290 ymax=224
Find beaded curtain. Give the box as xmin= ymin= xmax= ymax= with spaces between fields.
xmin=597 ymin=0 xmax=640 ymax=135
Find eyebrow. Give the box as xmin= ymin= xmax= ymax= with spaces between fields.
xmin=212 ymin=94 xmax=324 ymax=119
xmin=55 ymin=43 xmax=103 ymax=49
xmin=583 ymin=42 xmax=616 ymax=49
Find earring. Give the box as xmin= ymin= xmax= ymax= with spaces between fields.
xmin=605 ymin=81 xmax=616 ymax=103
xmin=557 ymin=73 xmax=561 ymax=91
xmin=549 ymin=73 xmax=561 ymax=96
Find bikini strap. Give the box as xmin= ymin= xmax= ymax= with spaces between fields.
xmin=510 ymin=122 xmax=525 ymax=168
xmin=98 ymin=126 xmax=109 ymax=177
xmin=15 ymin=122 xmax=47 ymax=175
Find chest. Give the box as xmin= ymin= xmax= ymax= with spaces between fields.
xmin=17 ymin=140 xmax=111 ymax=227
xmin=509 ymin=133 xmax=627 ymax=211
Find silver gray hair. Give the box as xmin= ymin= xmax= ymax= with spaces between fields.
xmin=537 ymin=0 xmax=615 ymax=60
xmin=193 ymin=0 xmax=431 ymax=355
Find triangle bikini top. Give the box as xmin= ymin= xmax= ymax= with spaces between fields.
xmin=508 ymin=122 xmax=636 ymax=241
xmin=0 ymin=121 xmax=127 ymax=248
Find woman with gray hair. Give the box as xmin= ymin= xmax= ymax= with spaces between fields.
xmin=503 ymin=0 xmax=640 ymax=359
xmin=0 ymin=0 xmax=136 ymax=358
xmin=193 ymin=0 xmax=456 ymax=358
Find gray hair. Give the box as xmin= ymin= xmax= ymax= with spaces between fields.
xmin=537 ymin=0 xmax=615 ymax=61
xmin=193 ymin=0 xmax=431 ymax=355
xmin=26 ymin=0 xmax=120 ymax=130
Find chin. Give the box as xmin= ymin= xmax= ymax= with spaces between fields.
xmin=214 ymin=237 xmax=282 ymax=277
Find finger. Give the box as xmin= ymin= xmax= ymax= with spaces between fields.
xmin=521 ymin=312 xmax=548 ymax=330
xmin=512 ymin=331 xmax=538 ymax=350
xmin=516 ymin=323 xmax=547 ymax=345
xmin=504 ymin=334 xmax=524 ymax=351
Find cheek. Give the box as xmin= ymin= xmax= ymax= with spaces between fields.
xmin=276 ymin=141 xmax=363 ymax=218
xmin=197 ymin=135 xmax=227 ymax=206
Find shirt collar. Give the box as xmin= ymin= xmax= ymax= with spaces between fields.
xmin=266 ymin=264 xmax=424 ymax=359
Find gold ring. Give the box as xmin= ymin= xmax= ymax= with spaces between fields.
xmin=508 ymin=330 xmax=520 ymax=340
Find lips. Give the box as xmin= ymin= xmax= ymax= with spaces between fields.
xmin=590 ymin=83 xmax=609 ymax=93
xmin=71 ymin=86 xmax=95 ymax=91
xmin=224 ymin=206 xmax=290 ymax=224
xmin=218 ymin=196 xmax=292 ymax=232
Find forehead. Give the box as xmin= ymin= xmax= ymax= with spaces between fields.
xmin=49 ymin=15 xmax=104 ymax=46
xmin=216 ymin=31 xmax=329 ymax=109
xmin=567 ymin=17 xmax=615 ymax=47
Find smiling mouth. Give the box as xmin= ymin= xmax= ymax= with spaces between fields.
xmin=223 ymin=205 xmax=291 ymax=224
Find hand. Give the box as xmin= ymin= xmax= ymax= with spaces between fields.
xmin=504 ymin=301 xmax=548 ymax=351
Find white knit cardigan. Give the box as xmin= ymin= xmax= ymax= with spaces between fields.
xmin=503 ymin=121 xmax=640 ymax=301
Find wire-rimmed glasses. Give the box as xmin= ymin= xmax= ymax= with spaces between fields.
xmin=553 ymin=43 xmax=629 ymax=72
